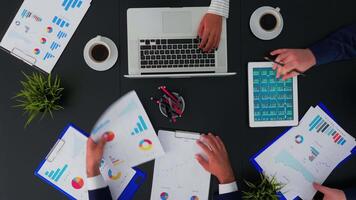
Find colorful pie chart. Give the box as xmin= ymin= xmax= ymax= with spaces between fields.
xmin=71 ymin=177 xmax=84 ymax=190
xmin=40 ymin=37 xmax=47 ymax=44
xmin=190 ymin=196 xmax=199 ymax=200
xmin=139 ymin=139 xmax=153 ymax=151
xmin=108 ymin=169 xmax=122 ymax=180
xmin=46 ymin=26 xmax=53 ymax=33
xmin=104 ymin=131 xmax=115 ymax=142
xmin=295 ymin=135 xmax=304 ymax=144
xmin=160 ymin=192 xmax=169 ymax=200
xmin=33 ymin=48 xmax=41 ymax=55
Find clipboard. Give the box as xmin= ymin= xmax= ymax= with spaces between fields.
xmin=34 ymin=123 xmax=146 ymax=200
xmin=150 ymin=130 xmax=210 ymax=200
xmin=0 ymin=0 xmax=92 ymax=73
xmin=250 ymin=103 xmax=355 ymax=200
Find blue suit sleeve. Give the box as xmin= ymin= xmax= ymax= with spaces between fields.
xmin=214 ymin=191 xmax=242 ymax=200
xmin=309 ymin=24 xmax=356 ymax=65
xmin=344 ymin=187 xmax=356 ymax=200
xmin=88 ymin=186 xmax=113 ymax=200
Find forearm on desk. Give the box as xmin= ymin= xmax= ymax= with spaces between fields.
xmin=309 ymin=23 xmax=356 ymax=66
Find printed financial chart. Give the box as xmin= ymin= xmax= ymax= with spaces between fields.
xmin=253 ymin=67 xmax=294 ymax=121
xmin=91 ymin=91 xmax=164 ymax=167
xmin=0 ymin=0 xmax=91 ymax=72
xmin=37 ymin=127 xmax=89 ymax=200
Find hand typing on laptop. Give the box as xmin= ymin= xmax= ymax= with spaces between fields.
xmin=198 ymin=13 xmax=223 ymax=52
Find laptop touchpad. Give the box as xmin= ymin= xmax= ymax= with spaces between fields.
xmin=162 ymin=11 xmax=192 ymax=34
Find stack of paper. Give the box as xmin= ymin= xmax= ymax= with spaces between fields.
xmin=254 ymin=105 xmax=356 ymax=200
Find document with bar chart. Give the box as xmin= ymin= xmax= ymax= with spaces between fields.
xmin=91 ymin=91 xmax=165 ymax=167
xmin=253 ymin=105 xmax=356 ymax=200
xmin=0 ymin=0 xmax=91 ymax=73
xmin=35 ymin=125 xmax=138 ymax=200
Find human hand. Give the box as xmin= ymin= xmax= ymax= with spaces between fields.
xmin=313 ymin=183 xmax=346 ymax=200
xmin=86 ymin=136 xmax=106 ymax=178
xmin=270 ymin=48 xmax=317 ymax=80
xmin=195 ymin=133 xmax=235 ymax=184
xmin=198 ymin=13 xmax=223 ymax=53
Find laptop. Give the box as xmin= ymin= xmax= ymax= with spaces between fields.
xmin=126 ymin=7 xmax=236 ymax=78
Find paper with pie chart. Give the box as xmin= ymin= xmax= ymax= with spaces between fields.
xmin=91 ymin=91 xmax=165 ymax=167
xmin=35 ymin=126 xmax=90 ymax=200
xmin=254 ymin=106 xmax=356 ymax=200
xmin=35 ymin=125 xmax=137 ymax=200
xmin=0 ymin=0 xmax=91 ymax=73
xmin=150 ymin=130 xmax=210 ymax=200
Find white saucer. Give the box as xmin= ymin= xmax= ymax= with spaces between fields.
xmin=250 ymin=6 xmax=284 ymax=40
xmin=84 ymin=36 xmax=118 ymax=71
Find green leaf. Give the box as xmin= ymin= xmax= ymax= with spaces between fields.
xmin=14 ymin=72 xmax=64 ymax=128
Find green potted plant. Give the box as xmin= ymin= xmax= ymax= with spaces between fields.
xmin=242 ymin=173 xmax=284 ymax=200
xmin=14 ymin=72 xmax=64 ymax=127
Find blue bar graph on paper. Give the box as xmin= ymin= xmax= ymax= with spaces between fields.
xmin=45 ymin=164 xmax=68 ymax=182
xmin=57 ymin=31 xmax=67 ymax=39
xmin=309 ymin=115 xmax=322 ymax=131
xmin=139 ymin=116 xmax=148 ymax=130
xmin=21 ymin=9 xmax=32 ymax=18
xmin=52 ymin=16 xmax=58 ymax=23
xmin=137 ymin=123 xmax=143 ymax=132
xmin=54 ymin=164 xmax=68 ymax=182
xmin=131 ymin=115 xmax=149 ymax=135
xmin=62 ymin=0 xmax=83 ymax=11
xmin=52 ymin=169 xmax=60 ymax=180
xmin=52 ymin=16 xmax=70 ymax=28
xmin=43 ymin=52 xmax=55 ymax=61
xmin=50 ymin=42 xmax=60 ymax=51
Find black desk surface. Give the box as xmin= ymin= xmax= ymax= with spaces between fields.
xmin=0 ymin=0 xmax=355 ymax=199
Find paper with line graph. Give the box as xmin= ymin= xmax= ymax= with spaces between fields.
xmin=254 ymin=105 xmax=356 ymax=200
xmin=91 ymin=91 xmax=165 ymax=167
xmin=0 ymin=0 xmax=91 ymax=73
xmin=150 ymin=130 xmax=210 ymax=200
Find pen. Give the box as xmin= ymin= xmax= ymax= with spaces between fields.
xmin=159 ymin=86 xmax=179 ymax=103
xmin=263 ymin=56 xmax=306 ymax=77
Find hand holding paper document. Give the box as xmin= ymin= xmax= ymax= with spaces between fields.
xmin=253 ymin=105 xmax=356 ymax=200
xmin=91 ymin=91 xmax=165 ymax=167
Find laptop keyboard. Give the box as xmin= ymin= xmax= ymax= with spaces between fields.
xmin=139 ymin=38 xmax=216 ymax=69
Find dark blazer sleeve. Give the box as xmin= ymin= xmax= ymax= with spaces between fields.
xmin=309 ymin=24 xmax=356 ymax=66
xmin=344 ymin=187 xmax=356 ymax=200
xmin=88 ymin=186 xmax=113 ymax=200
xmin=214 ymin=191 xmax=242 ymax=200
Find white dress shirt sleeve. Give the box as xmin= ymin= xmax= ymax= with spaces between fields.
xmin=208 ymin=0 xmax=230 ymax=18
xmin=219 ymin=181 xmax=238 ymax=195
xmin=87 ymin=175 xmax=108 ymax=191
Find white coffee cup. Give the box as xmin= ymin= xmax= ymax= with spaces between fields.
xmin=250 ymin=6 xmax=284 ymax=40
xmin=84 ymin=35 xmax=118 ymax=71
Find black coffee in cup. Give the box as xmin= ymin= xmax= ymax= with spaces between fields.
xmin=260 ymin=13 xmax=277 ymax=31
xmin=91 ymin=44 xmax=109 ymax=62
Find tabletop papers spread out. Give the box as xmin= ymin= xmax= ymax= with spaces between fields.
xmin=0 ymin=0 xmax=91 ymax=73
xmin=254 ymin=105 xmax=356 ymax=200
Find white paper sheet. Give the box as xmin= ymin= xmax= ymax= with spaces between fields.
xmin=0 ymin=0 xmax=91 ymax=73
xmin=150 ymin=130 xmax=211 ymax=200
xmin=36 ymin=126 xmax=136 ymax=200
xmin=255 ymin=106 xmax=356 ymax=200
xmin=91 ymin=91 xmax=165 ymax=167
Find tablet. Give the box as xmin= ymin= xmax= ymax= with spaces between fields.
xmin=248 ymin=62 xmax=298 ymax=127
